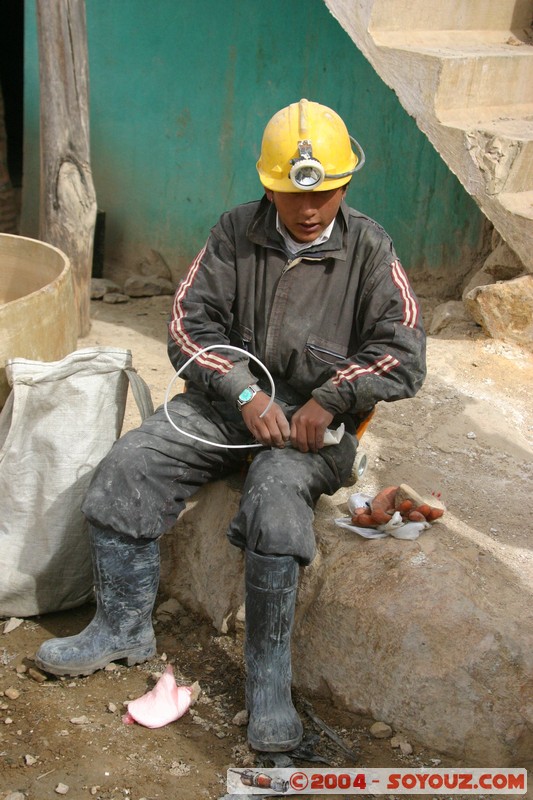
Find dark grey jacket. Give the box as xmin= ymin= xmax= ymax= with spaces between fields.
xmin=168 ymin=196 xmax=426 ymax=428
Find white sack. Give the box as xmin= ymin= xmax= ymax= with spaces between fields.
xmin=0 ymin=347 xmax=153 ymax=617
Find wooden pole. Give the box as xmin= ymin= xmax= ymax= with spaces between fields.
xmin=36 ymin=0 xmax=96 ymax=336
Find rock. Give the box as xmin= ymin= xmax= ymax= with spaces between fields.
xmin=27 ymin=667 xmax=47 ymax=683
xmin=5 ymin=793 xmax=26 ymax=800
xmin=69 ymin=715 xmax=90 ymax=725
xmin=90 ymin=278 xmax=121 ymax=299
xmin=137 ymin=249 xmax=172 ymax=281
xmin=160 ymin=479 xmax=244 ymax=633
xmin=169 ymin=759 xmax=191 ymax=777
xmin=156 ymin=598 xmax=185 ymax=619
xmin=235 ymin=603 xmax=246 ymax=634
xmin=102 ymin=292 xmax=129 ymax=304
xmin=399 ymin=741 xmax=413 ymax=755
xmin=370 ymin=721 xmax=393 ymax=739
xmin=3 ymin=617 xmax=23 ymax=634
xmin=461 ymin=266 xmax=494 ymax=301
xmin=24 ymin=754 xmax=37 ymax=765
xmin=483 ymin=241 xmax=525 ymax=282
xmin=429 ymin=301 xmax=472 ymax=334
xmin=232 ymin=709 xmax=249 ymax=726
xmin=107 ymin=703 xmax=117 ymax=713
xmin=5 ymin=687 xmax=20 ymax=700
xmin=159 ymin=478 xmax=533 ymax=764
xmin=464 ymin=275 xmax=533 ymax=349
xmin=220 ymin=611 xmax=232 ymax=634
xmin=124 ymin=274 xmax=174 ymax=297
xmin=54 ymin=784 xmax=69 ymax=795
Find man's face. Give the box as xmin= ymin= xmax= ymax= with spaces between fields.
xmin=266 ymin=186 xmax=346 ymax=244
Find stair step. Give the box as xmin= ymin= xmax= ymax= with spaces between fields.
xmin=498 ymin=190 xmax=533 ymax=221
xmin=442 ymin=110 xmax=533 ymax=129
xmin=445 ymin=117 xmax=533 ymax=194
xmin=447 ymin=117 xmax=533 ymax=195
xmin=369 ymin=0 xmax=533 ymax=35
xmin=372 ymin=29 xmax=533 ymax=49
xmin=373 ymin=36 xmax=533 ymax=117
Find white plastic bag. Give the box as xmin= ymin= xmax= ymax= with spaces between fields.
xmin=334 ymin=492 xmax=430 ymax=541
xmin=0 ymin=347 xmax=153 ymax=617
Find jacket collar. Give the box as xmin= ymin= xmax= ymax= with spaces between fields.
xmin=247 ymin=195 xmax=350 ymax=261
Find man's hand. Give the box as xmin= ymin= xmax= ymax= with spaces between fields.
xmin=240 ymin=392 xmax=291 ymax=448
xmin=290 ymin=398 xmax=334 ymax=453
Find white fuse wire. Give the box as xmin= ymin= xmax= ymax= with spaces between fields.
xmin=163 ymin=344 xmax=276 ymax=449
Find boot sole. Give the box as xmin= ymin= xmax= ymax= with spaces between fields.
xmin=34 ymin=641 xmax=157 ymax=677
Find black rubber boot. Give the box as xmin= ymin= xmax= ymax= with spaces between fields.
xmin=245 ymin=550 xmax=303 ymax=752
xmin=35 ymin=525 xmax=159 ymax=676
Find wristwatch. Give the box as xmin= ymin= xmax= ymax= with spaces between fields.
xmin=237 ymin=383 xmax=261 ymax=410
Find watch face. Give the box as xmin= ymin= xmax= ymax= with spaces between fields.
xmin=239 ymin=387 xmax=254 ymax=403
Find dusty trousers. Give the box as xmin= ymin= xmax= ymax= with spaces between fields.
xmin=82 ymin=386 xmax=357 ymax=564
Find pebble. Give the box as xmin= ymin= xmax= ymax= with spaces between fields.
xmin=3 ymin=617 xmax=23 ymax=634
xmin=232 ymin=709 xmax=248 ymax=727
xmin=70 ymin=715 xmax=90 ymax=725
xmin=28 ymin=667 xmax=47 ymax=683
xmin=107 ymin=702 xmax=117 ymax=713
xmin=5 ymin=687 xmax=20 ymax=700
xmin=156 ymin=598 xmax=184 ymax=617
xmin=390 ymin=734 xmax=413 ymax=754
xmin=5 ymin=793 xmax=26 ymax=800
xmin=55 ymin=783 xmax=69 ymax=795
xmin=169 ymin=760 xmax=191 ymax=777
xmin=466 ymin=431 xmax=477 ymax=439
xmin=15 ymin=664 xmax=27 ymax=674
xmin=102 ymin=292 xmax=129 ymax=304
xmin=24 ymin=754 xmax=38 ymax=765
xmin=370 ymin=721 xmax=393 ymax=739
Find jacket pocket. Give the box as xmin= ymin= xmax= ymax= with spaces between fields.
xmin=305 ymin=334 xmax=347 ymax=366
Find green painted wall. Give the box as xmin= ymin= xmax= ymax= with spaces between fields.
xmin=23 ymin=0 xmax=485 ymax=279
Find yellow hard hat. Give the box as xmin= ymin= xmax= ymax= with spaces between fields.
xmin=256 ymin=98 xmax=365 ymax=192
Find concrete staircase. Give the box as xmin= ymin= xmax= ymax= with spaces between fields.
xmin=324 ymin=0 xmax=533 ymax=271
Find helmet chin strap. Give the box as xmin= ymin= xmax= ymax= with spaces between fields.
xmin=289 ymin=136 xmax=365 ymax=191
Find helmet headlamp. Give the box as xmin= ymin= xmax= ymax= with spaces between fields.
xmin=289 ymin=136 xmax=365 ymax=191
xmin=289 ymin=140 xmax=326 ymax=189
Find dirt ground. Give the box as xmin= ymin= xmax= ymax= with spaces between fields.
xmin=1 ymin=289 xmax=532 ymax=800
